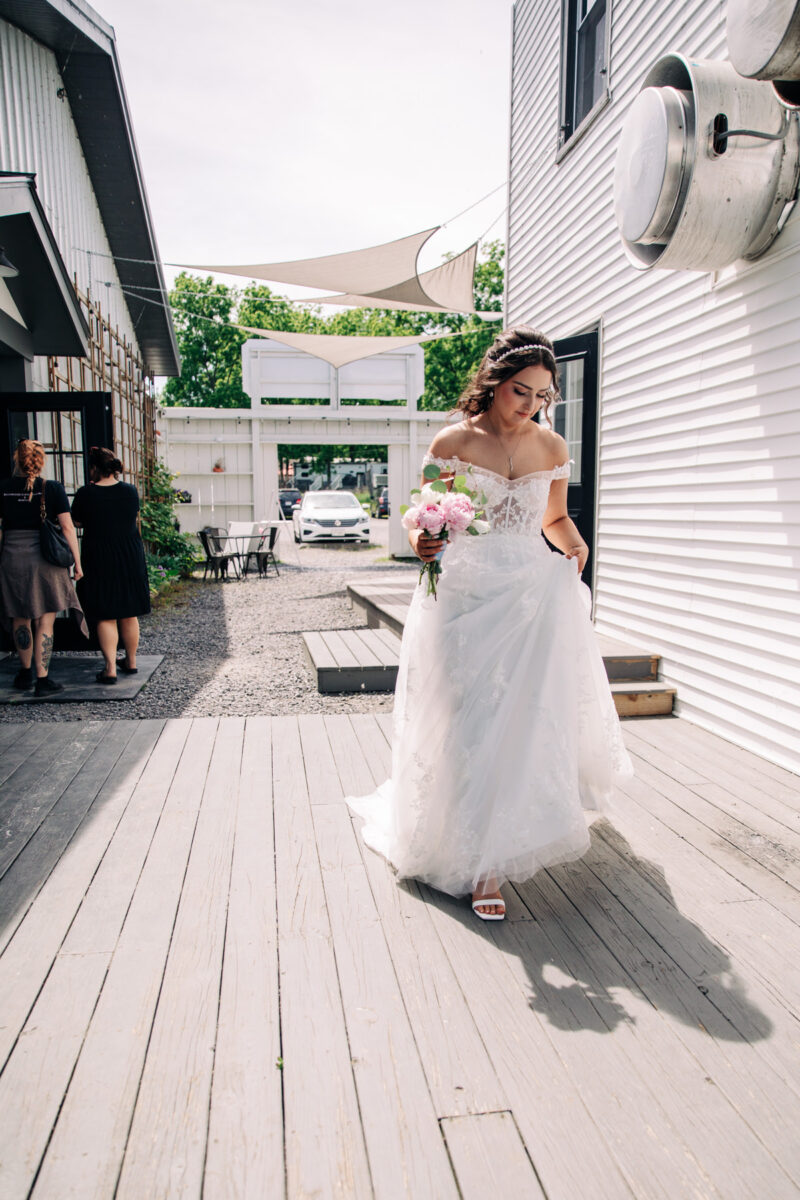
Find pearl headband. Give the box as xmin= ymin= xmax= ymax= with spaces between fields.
xmin=490 ymin=343 xmax=551 ymax=364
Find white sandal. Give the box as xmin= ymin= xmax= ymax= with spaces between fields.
xmin=471 ymin=895 xmax=506 ymax=921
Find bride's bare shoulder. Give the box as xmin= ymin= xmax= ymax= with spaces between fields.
xmin=427 ymin=422 xmax=472 ymax=461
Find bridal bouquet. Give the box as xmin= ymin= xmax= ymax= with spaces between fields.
xmin=400 ymin=463 xmax=489 ymax=598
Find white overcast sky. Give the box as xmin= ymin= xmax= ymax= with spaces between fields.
xmin=99 ymin=0 xmax=514 ymax=293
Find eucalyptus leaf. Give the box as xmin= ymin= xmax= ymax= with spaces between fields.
xmin=422 ymin=464 xmax=441 ymax=480
xmin=467 ymin=526 xmax=480 ymax=535
xmin=400 ymin=504 xmax=409 ymax=515
xmin=410 ymin=488 xmax=421 ymax=496
xmin=430 ymin=479 xmax=448 ymax=493
xmin=454 ymin=475 xmax=467 ymax=488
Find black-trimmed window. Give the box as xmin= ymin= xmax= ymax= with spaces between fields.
xmin=559 ymin=0 xmax=608 ymax=147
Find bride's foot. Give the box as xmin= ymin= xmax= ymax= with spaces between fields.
xmin=471 ymin=888 xmax=506 ymax=921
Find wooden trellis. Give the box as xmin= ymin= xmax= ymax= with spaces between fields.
xmin=46 ymin=284 xmax=157 ymax=497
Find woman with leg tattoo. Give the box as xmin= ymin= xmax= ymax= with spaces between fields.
xmin=0 ymin=439 xmax=86 ymax=695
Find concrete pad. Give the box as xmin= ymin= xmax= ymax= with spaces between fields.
xmin=0 ymin=655 xmax=164 ymax=704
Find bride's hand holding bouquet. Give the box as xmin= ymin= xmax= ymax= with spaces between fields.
xmin=402 ymin=463 xmax=489 ymax=598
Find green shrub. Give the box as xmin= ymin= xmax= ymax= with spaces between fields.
xmin=140 ymin=456 xmax=199 ymax=582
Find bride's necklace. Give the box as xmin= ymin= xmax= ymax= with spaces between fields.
xmin=487 ymin=412 xmax=525 ymax=475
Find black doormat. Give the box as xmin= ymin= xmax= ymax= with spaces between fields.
xmin=0 ymin=654 xmax=164 ymax=704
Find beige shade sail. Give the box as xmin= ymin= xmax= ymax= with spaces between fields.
xmin=187 ymin=227 xmax=438 ymax=295
xmin=241 ymin=327 xmax=463 ymax=369
xmin=311 ymin=242 xmax=481 ymax=313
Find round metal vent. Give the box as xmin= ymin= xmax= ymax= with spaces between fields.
xmin=613 ymin=54 xmax=800 ymax=270
xmin=727 ymin=0 xmax=800 ymax=104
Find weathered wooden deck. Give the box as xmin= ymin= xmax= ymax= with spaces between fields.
xmin=1 ymin=713 xmax=800 ymax=1198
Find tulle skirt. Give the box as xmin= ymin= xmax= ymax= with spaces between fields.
xmin=346 ymin=531 xmax=633 ymax=898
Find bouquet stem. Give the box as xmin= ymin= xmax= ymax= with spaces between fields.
xmin=419 ymin=533 xmax=448 ymax=599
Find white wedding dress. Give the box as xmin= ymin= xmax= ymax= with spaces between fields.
xmin=347 ymin=455 xmax=634 ymax=898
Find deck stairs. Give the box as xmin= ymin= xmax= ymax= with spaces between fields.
xmin=301 ymin=576 xmax=676 ymax=716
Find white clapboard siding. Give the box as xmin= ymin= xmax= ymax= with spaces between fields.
xmin=0 ymin=19 xmax=140 ymax=386
xmin=508 ymin=0 xmax=800 ymax=773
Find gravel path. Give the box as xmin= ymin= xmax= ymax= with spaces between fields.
xmin=0 ymin=522 xmax=417 ymax=723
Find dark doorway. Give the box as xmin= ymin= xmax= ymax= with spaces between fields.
xmin=0 ymin=392 xmax=113 ymax=493
xmin=551 ymin=329 xmax=599 ymax=588
xmin=0 ymin=392 xmax=114 ymax=650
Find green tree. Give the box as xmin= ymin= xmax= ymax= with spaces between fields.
xmin=163 ymin=274 xmax=248 ymax=408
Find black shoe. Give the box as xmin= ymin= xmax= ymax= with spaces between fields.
xmin=35 ymin=675 xmax=63 ymax=696
xmin=96 ymin=670 xmax=118 ymax=685
xmin=13 ymin=668 xmax=33 ymax=690
xmin=116 ymin=659 xmax=138 ymax=675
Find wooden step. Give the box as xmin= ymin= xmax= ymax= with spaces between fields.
xmin=611 ymin=681 xmax=677 ymax=718
xmin=302 ymin=628 xmax=402 ymax=693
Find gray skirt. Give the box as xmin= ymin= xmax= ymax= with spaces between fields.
xmin=0 ymin=529 xmax=88 ymax=637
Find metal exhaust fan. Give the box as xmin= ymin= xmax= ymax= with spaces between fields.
xmin=727 ymin=0 xmax=800 ymax=109
xmin=613 ymin=54 xmax=800 ymax=270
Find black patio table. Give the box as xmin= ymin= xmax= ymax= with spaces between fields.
xmin=218 ymin=524 xmax=282 ymax=579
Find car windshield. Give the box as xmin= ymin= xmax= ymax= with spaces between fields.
xmin=303 ymin=492 xmax=360 ymax=511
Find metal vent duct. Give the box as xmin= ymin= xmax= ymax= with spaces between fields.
xmin=727 ymin=0 xmax=800 ymax=107
xmin=613 ymin=54 xmax=800 ymax=270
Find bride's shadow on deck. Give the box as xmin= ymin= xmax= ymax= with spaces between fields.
xmin=425 ymin=820 xmax=772 ymax=1043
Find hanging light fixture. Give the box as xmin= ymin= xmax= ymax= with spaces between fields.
xmin=0 ymin=247 xmax=19 ymax=279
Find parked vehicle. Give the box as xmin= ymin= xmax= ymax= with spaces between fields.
xmin=293 ymin=491 xmax=371 ymax=544
xmin=278 ymin=488 xmax=302 ymax=518
xmin=374 ymin=486 xmax=390 ymax=518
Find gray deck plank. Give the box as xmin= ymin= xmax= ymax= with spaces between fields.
xmin=302 ymin=630 xmax=337 ymax=670
xmin=0 ymin=950 xmax=112 ymax=1198
xmin=441 ymin=1112 xmax=546 ymax=1199
xmin=331 ymin=715 xmax=511 ymax=1120
xmin=312 ymin=800 xmax=460 ymax=1198
xmin=512 ymin=866 xmax=799 ymax=1196
xmin=116 ymin=718 xmax=243 ymax=1199
xmin=620 ymin=742 xmax=800 ymax=923
xmin=547 ymin=848 xmax=800 ymax=1183
xmin=272 ymin=715 xmax=373 ymax=1199
xmin=321 ymin=629 xmax=361 ymax=669
xmin=0 ymin=720 xmax=176 ymax=1071
xmin=204 ymin=716 xmax=284 ymax=1200
xmin=626 ymin=721 xmax=800 ymax=843
xmin=31 ymin=719 xmax=215 ymax=1199
xmin=419 ymin=884 xmax=635 ymax=1199
xmin=0 ymin=720 xmax=141 ymax=949
xmin=0 ymin=722 xmax=107 ymax=877
xmin=0 ymin=723 xmax=52 ymax=787
xmin=588 ymin=815 xmax=800 ymax=1093
xmin=337 ymin=628 xmax=383 ymax=668
xmin=467 ymin=890 xmax=730 ymax=1199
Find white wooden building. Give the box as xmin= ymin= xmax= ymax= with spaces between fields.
xmin=159 ymin=340 xmax=448 ymax=558
xmin=506 ymin=0 xmax=800 ymax=773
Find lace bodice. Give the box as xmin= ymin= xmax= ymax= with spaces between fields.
xmin=422 ymin=454 xmax=571 ymax=538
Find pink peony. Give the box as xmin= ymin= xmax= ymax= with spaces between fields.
xmin=416 ymin=504 xmax=446 ymax=536
xmin=439 ymin=492 xmax=475 ymax=533
xmin=401 ymin=505 xmax=421 ymax=530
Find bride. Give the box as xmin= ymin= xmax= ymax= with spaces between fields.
xmin=347 ymin=326 xmax=633 ymax=920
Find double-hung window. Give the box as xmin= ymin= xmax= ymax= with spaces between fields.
xmin=559 ymin=0 xmax=608 ymax=148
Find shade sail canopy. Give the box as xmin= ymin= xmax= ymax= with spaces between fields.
xmin=189 ymin=227 xmax=438 ymax=295
xmin=241 ymin=327 xmax=460 ymax=369
xmin=312 ymin=243 xmax=480 ymax=313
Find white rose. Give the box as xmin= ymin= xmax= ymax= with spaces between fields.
xmin=470 ymin=518 xmax=490 ymax=534
xmin=419 ymin=485 xmax=444 ymax=507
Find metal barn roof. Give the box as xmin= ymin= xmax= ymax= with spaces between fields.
xmin=0 ymin=0 xmax=180 ymax=376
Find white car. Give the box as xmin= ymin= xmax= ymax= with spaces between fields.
xmin=292 ymin=490 xmax=371 ymax=545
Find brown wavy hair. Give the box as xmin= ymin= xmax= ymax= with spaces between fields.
xmin=13 ymin=439 xmax=46 ymax=495
xmin=455 ymin=326 xmax=560 ymax=423
xmin=89 ymin=446 xmax=124 ymax=479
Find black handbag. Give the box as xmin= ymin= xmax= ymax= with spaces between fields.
xmin=39 ymin=486 xmax=74 ymax=568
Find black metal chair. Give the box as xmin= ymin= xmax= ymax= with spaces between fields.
xmin=199 ymin=527 xmax=236 ymax=580
xmin=248 ymin=525 xmax=280 ymax=578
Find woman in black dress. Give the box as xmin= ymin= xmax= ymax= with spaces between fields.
xmin=0 ymin=439 xmax=86 ymax=694
xmin=71 ymin=446 xmax=151 ymax=684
